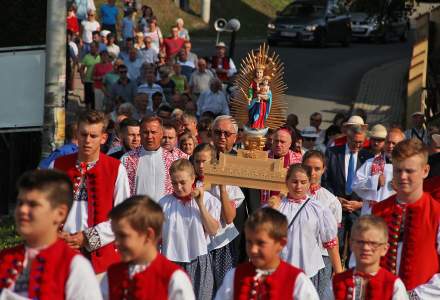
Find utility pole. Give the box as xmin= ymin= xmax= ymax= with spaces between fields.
xmin=41 ymin=0 xmax=66 ymax=158
xmin=201 ymin=0 xmax=211 ymax=23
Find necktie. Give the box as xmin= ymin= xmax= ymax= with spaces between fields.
xmin=346 ymin=152 xmax=355 ymax=195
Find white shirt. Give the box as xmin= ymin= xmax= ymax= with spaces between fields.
xmin=1 ymin=250 xmax=102 ymax=300
xmin=345 ymin=144 xmax=359 ymax=182
xmin=278 ymin=197 xmax=338 ymax=277
xmin=50 ymin=162 xmax=130 ymax=250
xmin=189 ymin=69 xmax=215 ymax=94
xmin=197 ymin=90 xmax=230 ymax=116
xmin=205 ymin=184 xmax=244 ymax=251
xmin=214 ymin=268 xmax=319 ymax=300
xmin=139 ymin=47 xmax=158 ymax=64
xmin=134 ymin=147 xmax=166 ymax=202
xmin=100 ymin=265 xmax=195 ymax=300
xmin=352 ymin=156 xmax=395 ymax=215
xmin=106 ymin=44 xmax=120 ymax=59
xmin=81 ymin=20 xmax=100 ymax=44
xmin=159 ymin=193 xmax=221 ymax=263
xmin=311 ymin=187 xmax=342 ymax=256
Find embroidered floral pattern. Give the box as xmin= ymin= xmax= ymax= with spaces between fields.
xmin=84 ymin=227 xmax=101 ymax=252
xmin=370 ymin=154 xmax=385 ymax=176
xmin=323 ymin=238 xmax=338 ymax=249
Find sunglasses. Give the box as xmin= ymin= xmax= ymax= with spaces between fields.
xmin=213 ymin=129 xmax=235 ymax=138
xmin=119 ymin=70 xmax=128 ymax=74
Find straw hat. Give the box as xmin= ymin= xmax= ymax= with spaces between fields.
xmin=343 ymin=115 xmax=368 ymax=128
xmin=301 ymin=126 xmax=319 ymax=138
xmin=369 ymin=124 xmax=387 ymax=139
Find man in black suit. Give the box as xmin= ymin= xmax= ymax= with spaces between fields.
xmin=322 ymin=125 xmax=373 ymax=265
xmin=428 ymin=133 xmax=440 ymax=178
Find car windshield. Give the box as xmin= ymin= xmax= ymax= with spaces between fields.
xmin=280 ymin=2 xmax=326 ymax=18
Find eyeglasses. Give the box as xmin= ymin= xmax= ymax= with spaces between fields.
xmin=351 ymin=239 xmax=386 ymax=250
xmin=119 ymin=70 xmax=127 ymax=74
xmin=303 ymin=137 xmax=316 ymax=141
xmin=310 ymin=118 xmax=321 ymax=122
xmin=213 ymin=129 xmax=235 ymax=138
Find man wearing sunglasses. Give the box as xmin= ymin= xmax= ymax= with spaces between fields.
xmin=109 ymin=64 xmax=137 ymax=105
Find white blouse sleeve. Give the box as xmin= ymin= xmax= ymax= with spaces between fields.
xmin=168 ymin=270 xmax=195 ymax=300
xmin=392 ymin=278 xmax=409 ymax=300
xmin=293 ymin=272 xmax=319 ymax=299
xmin=66 ymin=255 xmax=103 ymax=300
xmin=317 ymin=203 xmax=338 ymax=248
xmin=226 ymin=186 xmax=245 ymax=208
xmin=214 ymin=268 xmax=235 ymax=300
xmin=204 ymin=192 xmax=222 ymax=222
xmin=99 ymin=272 xmax=109 ymax=300
xmin=352 ymin=160 xmax=380 ymax=201
xmin=84 ymin=164 xmax=130 ymax=251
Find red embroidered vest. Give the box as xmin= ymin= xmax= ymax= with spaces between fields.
xmin=54 ymin=152 xmax=121 ymax=273
xmin=108 ymin=254 xmax=182 ymax=300
xmin=372 ymin=192 xmax=440 ymax=290
xmin=0 ymin=239 xmax=77 ymax=300
xmin=233 ymin=261 xmax=302 ymax=300
xmin=332 ymin=267 xmax=397 ymax=300
xmin=211 ymin=55 xmax=230 ymax=81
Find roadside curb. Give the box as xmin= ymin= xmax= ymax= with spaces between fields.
xmin=354 ymin=58 xmax=410 ymax=125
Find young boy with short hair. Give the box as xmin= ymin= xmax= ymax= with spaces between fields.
xmin=100 ymin=195 xmax=195 ymax=300
xmin=215 ymin=207 xmax=319 ymax=299
xmin=332 ymin=215 xmax=408 ymax=299
xmin=0 ymin=169 xmax=102 ymax=299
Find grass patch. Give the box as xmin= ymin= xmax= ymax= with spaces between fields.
xmin=93 ymin=0 xmax=293 ymax=38
xmin=0 ymin=216 xmax=21 ymax=250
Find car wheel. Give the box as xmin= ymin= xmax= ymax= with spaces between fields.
xmin=315 ymin=30 xmax=327 ymax=48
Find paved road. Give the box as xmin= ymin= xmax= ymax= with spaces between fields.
xmin=192 ymin=38 xmax=412 ymax=128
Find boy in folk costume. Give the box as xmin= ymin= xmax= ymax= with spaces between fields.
xmin=0 ymin=170 xmax=102 ymax=299
xmin=101 ymin=195 xmax=195 ymax=300
xmin=215 ymin=207 xmax=319 ymax=299
xmin=192 ymin=143 xmax=245 ymax=291
xmin=159 ymin=159 xmax=221 ymax=300
xmin=332 ymin=215 xmax=408 ymax=300
xmin=53 ymin=110 xmax=130 ymax=275
xmin=372 ymin=139 xmax=440 ymax=299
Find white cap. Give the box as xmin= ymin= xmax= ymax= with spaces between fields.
xmin=301 ymin=126 xmax=319 ymax=138
xmin=216 ymin=42 xmax=227 ymax=48
xmin=343 ymin=115 xmax=368 ymax=127
xmin=369 ymin=124 xmax=387 ymax=139
xmin=100 ymin=30 xmax=111 ymax=37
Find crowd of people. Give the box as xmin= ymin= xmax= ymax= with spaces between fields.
xmin=66 ymin=0 xmax=234 ymax=124
xmin=1 ymin=0 xmax=440 ymax=299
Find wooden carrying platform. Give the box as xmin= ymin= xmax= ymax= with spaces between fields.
xmin=203 ymin=151 xmax=288 ymax=193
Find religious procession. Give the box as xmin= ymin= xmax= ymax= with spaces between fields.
xmin=1 ymin=0 xmax=440 ymax=299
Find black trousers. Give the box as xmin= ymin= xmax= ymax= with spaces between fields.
xmin=232 ymin=188 xmax=261 ymax=263
xmin=84 ymin=82 xmax=95 ymax=109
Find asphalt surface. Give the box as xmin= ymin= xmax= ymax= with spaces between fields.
xmin=192 ymin=38 xmax=413 ymax=127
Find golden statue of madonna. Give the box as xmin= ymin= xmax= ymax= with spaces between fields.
xmin=231 ymin=43 xmax=287 ymax=137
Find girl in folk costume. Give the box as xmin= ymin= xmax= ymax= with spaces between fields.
xmin=332 ymin=215 xmax=408 ymax=300
xmin=159 ymin=159 xmax=221 ymax=300
xmin=101 ymin=196 xmax=195 ymax=300
xmin=269 ymin=164 xmax=343 ymax=296
xmin=192 ymin=143 xmax=245 ymax=291
xmin=215 ymin=207 xmax=319 ymax=300
xmin=302 ymin=150 xmax=343 ymax=299
xmin=0 ymin=170 xmax=101 ymax=300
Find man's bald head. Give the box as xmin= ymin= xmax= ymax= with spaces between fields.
xmin=272 ymin=129 xmax=292 ymax=157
